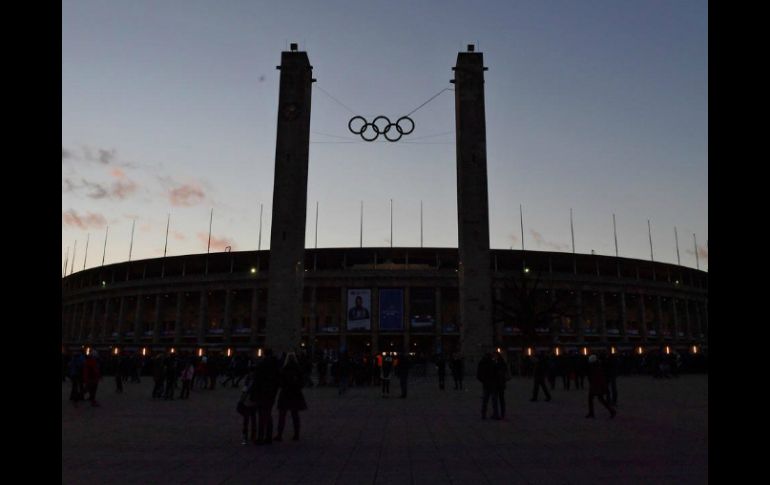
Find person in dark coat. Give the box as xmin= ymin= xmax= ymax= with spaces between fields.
xmin=436 ymin=354 xmax=447 ymax=390
xmin=477 ymin=352 xmax=499 ymax=419
xmin=494 ymin=352 xmax=510 ymax=419
xmin=450 ymin=352 xmax=464 ymax=390
xmin=68 ymin=353 xmax=85 ymax=404
xmin=256 ymin=349 xmax=280 ymax=445
xmin=82 ymin=352 xmax=102 ymax=406
xmin=274 ymin=353 xmax=308 ymax=441
xmin=239 ymin=368 xmax=258 ymax=444
xmin=603 ymin=352 xmax=619 ymax=405
xmin=586 ymin=354 xmax=616 ymax=418
xmin=151 ymin=354 xmax=165 ymax=399
xmin=114 ymin=353 xmax=124 ymax=393
xmin=530 ymin=353 xmax=552 ymax=402
xmin=381 ymin=354 xmax=394 ymax=397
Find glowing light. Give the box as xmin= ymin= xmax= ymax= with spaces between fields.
xmin=113 ymin=347 xmax=119 ymax=355
xmin=496 ymin=347 xmax=501 ymax=353
xmin=198 ymin=348 xmax=203 ymax=357
xmin=524 ymin=267 xmax=530 ymax=273
xmin=526 ymin=347 xmax=532 ymax=356
xmin=85 ymin=347 xmax=91 ymax=356
xmin=250 ymin=267 xmax=257 ymax=274
xmin=170 ymin=347 xmax=176 ymax=354
xmin=692 ymin=345 xmax=698 ymax=354
xmin=101 ymin=281 xmax=106 ymax=287
xmin=665 ymin=346 xmax=670 ymax=355
xmin=611 ymin=347 xmax=616 ymax=355
xmin=226 ymin=348 xmax=232 ymax=357
xmin=257 ymin=348 xmax=263 ymax=357
xmin=637 ymin=347 xmax=643 ymax=355
xmin=582 ymin=347 xmax=588 ymax=356
xmin=141 ymin=347 xmax=147 ymax=356
xmin=554 ymin=347 xmax=560 ymax=356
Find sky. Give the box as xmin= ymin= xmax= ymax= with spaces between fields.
xmin=62 ymin=0 xmax=708 ymax=274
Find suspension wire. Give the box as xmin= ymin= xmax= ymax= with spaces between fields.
xmin=316 ymin=85 xmax=359 ymax=115
xmin=405 ymin=87 xmax=454 ymax=116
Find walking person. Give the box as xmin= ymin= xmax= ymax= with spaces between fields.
xmin=163 ymin=354 xmax=178 ymax=400
xmin=494 ymin=352 xmax=510 ymax=420
xmin=337 ymin=351 xmax=351 ymax=396
xmin=530 ymin=352 xmax=552 ymax=402
xmin=179 ymin=359 xmax=194 ymax=399
xmin=256 ymin=349 xmax=280 ymax=445
xmin=114 ymin=353 xmax=124 ymax=393
xmin=274 ymin=353 xmax=308 ymax=442
xmin=68 ymin=352 xmax=85 ymax=405
xmin=83 ymin=351 xmax=102 ymax=407
xmin=151 ymin=353 xmax=165 ymax=399
xmin=436 ymin=354 xmax=446 ymax=390
xmin=586 ymin=354 xmax=616 ymax=418
xmin=477 ymin=352 xmax=499 ymax=419
xmin=380 ymin=353 xmax=393 ymax=397
xmin=238 ymin=368 xmax=258 ymax=445
xmin=604 ymin=352 xmax=619 ymax=406
xmin=451 ymin=352 xmax=464 ymax=390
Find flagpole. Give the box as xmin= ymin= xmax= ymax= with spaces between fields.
xmin=71 ymin=240 xmax=77 ymax=275
xmin=101 ymin=225 xmax=109 ymax=266
xmin=63 ymin=246 xmax=69 ymax=277
xmin=82 ymin=233 xmax=90 ymax=271
xmin=315 ymin=201 xmax=319 ymax=249
xmin=207 ymin=208 xmax=213 ymax=254
xmin=647 ymin=219 xmax=654 ymax=262
xmin=128 ymin=219 xmax=136 ymax=262
xmin=612 ymin=213 xmax=618 ymax=257
xmin=570 ymin=209 xmax=576 ymax=273
xmin=674 ymin=227 xmax=681 ymax=265
xmin=519 ymin=204 xmax=524 ymax=251
xmin=163 ymin=214 xmax=170 ymax=257
xmin=693 ymin=233 xmax=699 ymax=270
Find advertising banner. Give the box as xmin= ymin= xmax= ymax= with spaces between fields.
xmin=379 ymin=289 xmax=404 ymax=331
xmin=347 ymin=289 xmax=371 ymax=331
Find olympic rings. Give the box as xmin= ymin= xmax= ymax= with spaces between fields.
xmin=347 ymin=115 xmax=416 ymax=142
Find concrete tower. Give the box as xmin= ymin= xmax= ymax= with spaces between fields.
xmin=265 ymin=45 xmax=314 ymax=354
xmin=453 ymin=45 xmax=493 ymax=370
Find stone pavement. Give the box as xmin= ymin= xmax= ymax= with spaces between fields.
xmin=62 ymin=374 xmax=707 ymax=484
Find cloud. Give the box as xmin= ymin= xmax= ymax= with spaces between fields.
xmin=530 ymin=229 xmax=570 ymax=252
xmin=67 ymin=174 xmax=138 ymax=200
xmin=169 ymin=184 xmax=206 ymax=206
xmin=171 ymin=230 xmax=186 ymax=241
xmin=686 ymin=245 xmax=708 ymax=262
xmin=197 ymin=233 xmax=235 ymax=252
xmin=110 ymin=168 xmax=126 ymax=178
xmin=62 ymin=210 xmax=107 ymax=230
xmin=140 ymin=223 xmax=152 ymax=232
xmin=82 ymin=179 xmax=109 ymax=199
xmin=112 ymin=179 xmax=138 ymax=199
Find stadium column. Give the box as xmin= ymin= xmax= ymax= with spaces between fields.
xmin=453 ymin=46 xmax=493 ymax=371
xmin=265 ymin=46 xmax=314 ymax=355
xmin=598 ymin=292 xmax=607 ymax=344
xmin=672 ymin=298 xmax=679 ymax=343
xmin=576 ymin=291 xmax=585 ymax=344
xmin=619 ymin=292 xmax=628 ymax=343
xmin=133 ymin=294 xmax=144 ymax=344
xmin=100 ymin=298 xmax=111 ymax=343
xmin=87 ymin=300 xmax=97 ymax=342
xmin=152 ymin=294 xmax=162 ymax=345
xmin=638 ymin=294 xmax=648 ymax=342
xmin=116 ymin=296 xmax=126 ymax=345
xmin=655 ymin=295 xmax=664 ymax=343
xmin=174 ymin=292 xmax=183 ymax=346
xmin=684 ymin=298 xmax=692 ymax=340
xmin=249 ymin=288 xmax=259 ymax=345
xmin=223 ymin=289 xmax=232 ymax=345
xmin=197 ymin=291 xmax=208 ymax=345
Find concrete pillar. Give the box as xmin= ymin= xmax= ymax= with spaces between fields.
xmin=116 ymin=296 xmax=126 ymax=344
xmin=223 ymin=289 xmax=233 ymax=345
xmin=152 ymin=294 xmax=162 ymax=345
xmin=339 ymin=287 xmax=347 ymax=351
xmin=655 ymin=295 xmax=664 ymax=344
xmin=598 ymin=292 xmax=607 ymax=344
xmin=684 ymin=298 xmax=692 ymax=340
xmin=701 ymin=300 xmax=708 ymax=344
xmin=265 ymin=47 xmax=314 ymax=355
xmin=197 ymin=291 xmax=207 ymax=345
xmin=250 ymin=288 xmax=259 ymax=345
xmin=619 ymin=292 xmax=628 ymax=343
xmin=100 ymin=298 xmax=112 ymax=343
xmin=404 ymin=286 xmax=411 ymax=354
xmin=174 ymin=292 xmax=183 ymax=346
xmin=371 ymin=286 xmax=378 ymax=355
xmin=639 ymin=294 xmax=647 ymax=342
xmin=133 ymin=294 xmax=144 ymax=344
xmin=576 ymin=291 xmax=584 ymax=344
xmin=672 ymin=298 xmax=680 ymax=343
xmin=435 ymin=287 xmax=442 ymax=355
xmin=87 ymin=300 xmax=98 ymax=342
xmin=453 ymin=46 xmax=493 ymax=371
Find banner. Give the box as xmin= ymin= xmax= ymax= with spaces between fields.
xmin=379 ymin=289 xmax=404 ymax=331
xmin=347 ymin=289 xmax=371 ymax=331
xmin=409 ymin=287 xmax=435 ymax=329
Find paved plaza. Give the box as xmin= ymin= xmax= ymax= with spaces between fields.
xmin=62 ymin=373 xmax=707 ymax=484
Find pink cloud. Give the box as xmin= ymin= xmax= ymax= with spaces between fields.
xmin=62 ymin=210 xmax=107 ymax=230
xmin=171 ymin=230 xmax=186 ymax=241
xmin=529 ymin=229 xmax=570 ymax=252
xmin=169 ymin=184 xmax=205 ymax=206
xmin=197 ymin=233 xmax=235 ymax=252
xmin=110 ymin=168 xmax=126 ymax=178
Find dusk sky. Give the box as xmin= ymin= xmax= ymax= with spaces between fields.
xmin=62 ymin=0 xmax=707 ymax=273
